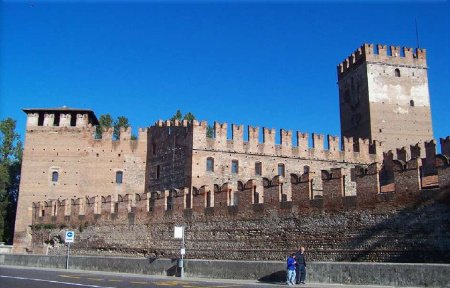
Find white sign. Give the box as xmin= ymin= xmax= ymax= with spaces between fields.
xmin=174 ymin=226 xmax=184 ymax=239
xmin=181 ymin=248 xmax=186 ymax=255
xmin=65 ymin=231 xmax=75 ymax=243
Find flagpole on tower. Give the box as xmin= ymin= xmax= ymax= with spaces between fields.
xmin=415 ymin=18 xmax=420 ymax=49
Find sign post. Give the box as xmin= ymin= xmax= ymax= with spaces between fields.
xmin=65 ymin=231 xmax=75 ymax=270
xmin=174 ymin=226 xmax=185 ymax=278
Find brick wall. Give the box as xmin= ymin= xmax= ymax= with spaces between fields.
xmin=31 ymin=163 xmax=450 ymax=263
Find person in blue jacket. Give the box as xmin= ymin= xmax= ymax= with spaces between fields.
xmin=286 ymin=253 xmax=296 ymax=285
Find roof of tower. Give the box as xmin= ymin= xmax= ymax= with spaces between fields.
xmin=22 ymin=106 xmax=99 ymax=125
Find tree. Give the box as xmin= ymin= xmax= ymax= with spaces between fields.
xmin=0 ymin=118 xmax=22 ymax=244
xmin=170 ymin=110 xmax=196 ymax=122
xmin=169 ymin=110 xmax=213 ymax=137
xmin=95 ymin=114 xmax=134 ymax=140
xmin=113 ymin=116 xmax=130 ymax=140
xmin=170 ymin=110 xmax=183 ymax=122
xmin=0 ymin=118 xmax=22 ymax=164
xmin=206 ymin=125 xmax=214 ymax=138
xmin=0 ymin=164 xmax=10 ymax=242
xmin=183 ymin=112 xmax=195 ymax=122
xmin=95 ymin=114 xmax=113 ymax=139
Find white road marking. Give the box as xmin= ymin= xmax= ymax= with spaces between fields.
xmin=0 ymin=275 xmax=116 ymax=288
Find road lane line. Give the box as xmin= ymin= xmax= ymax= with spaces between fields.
xmin=60 ymin=275 xmax=82 ymax=279
xmin=0 ymin=275 xmax=116 ymax=288
xmin=130 ymin=281 xmax=148 ymax=284
xmin=154 ymin=281 xmax=184 ymax=285
xmin=108 ymin=279 xmax=123 ymax=282
xmin=87 ymin=278 xmax=105 ymax=281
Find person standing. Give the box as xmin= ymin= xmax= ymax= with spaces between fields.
xmin=286 ymin=253 xmax=296 ymax=285
xmin=295 ymin=247 xmax=307 ymax=284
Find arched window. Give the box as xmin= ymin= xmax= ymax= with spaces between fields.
xmin=206 ymin=157 xmax=214 ymax=172
xmin=278 ymin=163 xmax=285 ymax=177
xmin=115 ymin=171 xmax=123 ymax=184
xmin=410 ymin=100 xmax=415 ymax=107
xmin=303 ymin=165 xmax=310 ymax=174
xmin=395 ymin=68 xmax=401 ymax=77
xmin=52 ymin=171 xmax=59 ymax=182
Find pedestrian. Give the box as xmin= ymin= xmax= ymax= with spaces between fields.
xmin=295 ymin=246 xmax=307 ymax=284
xmin=286 ymin=253 xmax=296 ymax=285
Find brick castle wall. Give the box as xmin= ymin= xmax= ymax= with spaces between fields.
xmin=30 ymin=141 xmax=450 ymax=262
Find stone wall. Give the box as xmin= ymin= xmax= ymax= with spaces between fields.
xmin=30 ymin=154 xmax=450 ymax=263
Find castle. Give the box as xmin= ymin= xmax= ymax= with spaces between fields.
xmin=13 ymin=44 xmax=450 ymax=262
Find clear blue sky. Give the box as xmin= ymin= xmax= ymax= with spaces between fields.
xmin=1 ymin=1 xmax=449 ymax=146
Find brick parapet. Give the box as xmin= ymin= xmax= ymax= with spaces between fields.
xmin=31 ymin=157 xmax=450 ymax=228
xmin=160 ymin=120 xmax=384 ymax=165
xmin=337 ymin=43 xmax=427 ymax=81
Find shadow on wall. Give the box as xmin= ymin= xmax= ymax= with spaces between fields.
xmin=340 ymin=186 xmax=450 ymax=263
xmin=147 ymin=257 xmax=179 ymax=277
xmin=258 ymin=270 xmax=286 ymax=283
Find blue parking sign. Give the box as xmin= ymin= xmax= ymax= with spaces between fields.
xmin=65 ymin=231 xmax=75 ymax=243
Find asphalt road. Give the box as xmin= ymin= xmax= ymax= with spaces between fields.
xmin=0 ymin=265 xmax=400 ymax=288
xmin=0 ymin=265 xmax=278 ymax=288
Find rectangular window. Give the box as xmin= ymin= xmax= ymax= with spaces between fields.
xmin=253 ymin=187 xmax=259 ymax=204
xmin=207 ymin=158 xmax=214 ymax=172
xmin=255 ymin=162 xmax=262 ymax=176
xmin=186 ymin=193 xmax=191 ymax=209
xmin=206 ymin=192 xmax=211 ymax=208
xmin=115 ymin=171 xmax=123 ymax=184
xmin=167 ymin=195 xmax=173 ymax=211
xmin=278 ymin=163 xmax=285 ymax=177
xmin=149 ymin=198 xmax=155 ymax=212
xmin=156 ymin=165 xmax=160 ymax=179
xmin=231 ymin=160 xmax=239 ymax=174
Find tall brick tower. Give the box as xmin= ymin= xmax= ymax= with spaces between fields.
xmin=13 ymin=107 xmax=147 ymax=253
xmin=12 ymin=108 xmax=101 ymax=252
xmin=337 ymin=44 xmax=433 ymax=152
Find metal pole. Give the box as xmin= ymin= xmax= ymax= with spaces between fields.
xmin=66 ymin=242 xmax=70 ymax=270
xmin=181 ymin=227 xmax=185 ymax=278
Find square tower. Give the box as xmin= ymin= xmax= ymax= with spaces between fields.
xmin=337 ymin=44 xmax=433 ymax=152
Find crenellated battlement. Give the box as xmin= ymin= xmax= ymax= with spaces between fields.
xmin=24 ymin=108 xmax=148 ymax=143
xmin=199 ymin=121 xmax=382 ymax=163
xmin=337 ymin=43 xmax=427 ymax=79
xmin=24 ymin=107 xmax=99 ymax=128
xmin=32 ymin=147 xmax=450 ymax=225
xmin=148 ymin=120 xmax=385 ymax=164
xmin=98 ymin=126 xmax=147 ymax=142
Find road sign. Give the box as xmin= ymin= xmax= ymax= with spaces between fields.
xmin=65 ymin=231 xmax=75 ymax=243
xmin=174 ymin=226 xmax=184 ymax=239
